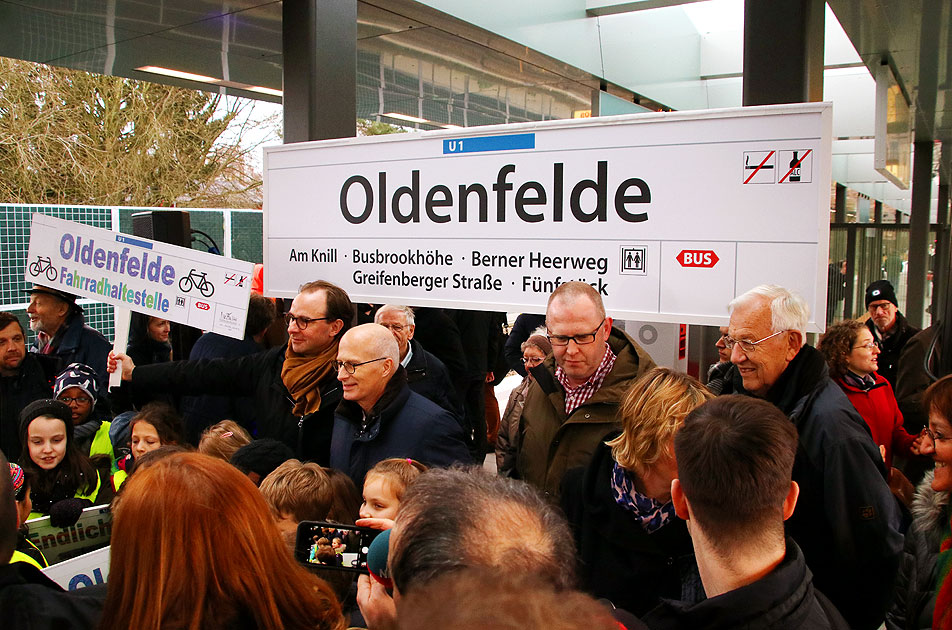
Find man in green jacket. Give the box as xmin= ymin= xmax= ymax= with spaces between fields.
xmin=516 ymin=282 xmax=655 ymax=499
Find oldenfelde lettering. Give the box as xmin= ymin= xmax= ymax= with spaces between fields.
xmin=339 ymin=161 xmax=650 ymax=225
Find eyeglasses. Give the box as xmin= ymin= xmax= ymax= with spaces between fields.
xmin=378 ymin=323 xmax=406 ymax=333
xmin=522 ymin=356 xmax=544 ymax=366
xmin=547 ymin=318 xmax=606 ymax=347
xmin=723 ymin=330 xmax=787 ymax=354
xmin=852 ymin=341 xmax=879 ymax=350
xmin=335 ymin=357 xmax=387 ymax=374
xmin=285 ymin=313 xmax=332 ymax=330
xmin=922 ymin=427 xmax=951 ymax=443
xmin=58 ymin=396 xmax=91 ymax=405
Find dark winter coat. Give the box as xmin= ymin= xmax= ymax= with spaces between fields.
xmin=0 ymin=561 xmax=106 ymax=630
xmin=896 ymin=326 xmax=938 ymax=433
xmin=640 ymin=540 xmax=850 ymax=629
xmin=561 ymin=436 xmax=702 ymax=616
xmin=330 ymin=368 xmax=471 ymax=485
xmin=867 ymin=311 xmax=920 ymax=389
xmin=720 ymin=345 xmax=904 ymax=629
xmin=128 ymin=343 xmax=340 ymax=463
xmin=180 ymin=331 xmax=263 ymax=442
xmin=517 ymin=327 xmax=656 ymax=500
xmin=411 ymin=308 xmax=467 ymax=384
xmin=405 ymin=339 xmax=462 ymax=418
xmin=0 ymin=353 xmax=53 ymax=461
xmin=30 ymin=314 xmax=111 ymax=393
xmin=886 ymin=470 xmax=950 ymax=630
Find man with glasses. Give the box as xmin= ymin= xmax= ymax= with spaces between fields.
xmin=374 ymin=304 xmax=461 ymax=418
xmin=516 ymin=282 xmax=655 ymax=500
xmin=718 ymin=284 xmax=903 ymax=630
xmin=110 ymin=280 xmax=351 ymax=464
xmin=329 ymin=323 xmax=470 ymax=485
xmin=864 ymin=279 xmax=919 ymax=389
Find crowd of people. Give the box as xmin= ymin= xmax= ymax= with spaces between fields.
xmin=1 ymin=274 xmax=951 ymax=629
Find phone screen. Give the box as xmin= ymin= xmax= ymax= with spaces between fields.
xmin=294 ymin=521 xmax=381 ymax=574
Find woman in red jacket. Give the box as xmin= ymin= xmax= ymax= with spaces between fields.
xmin=819 ymin=320 xmax=921 ymax=469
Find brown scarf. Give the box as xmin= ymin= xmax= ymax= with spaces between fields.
xmin=281 ymin=341 xmax=339 ymax=416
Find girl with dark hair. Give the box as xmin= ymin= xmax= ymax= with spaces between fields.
xmin=125 ymin=313 xmax=172 ymax=367
xmin=18 ymin=399 xmax=111 ymax=520
xmin=100 ymin=452 xmax=344 ymax=630
xmin=113 ymin=402 xmax=186 ymax=490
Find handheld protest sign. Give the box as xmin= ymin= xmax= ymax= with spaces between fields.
xmin=26 ymin=214 xmax=254 ymax=339
xmin=25 ymin=504 xmax=112 ymax=565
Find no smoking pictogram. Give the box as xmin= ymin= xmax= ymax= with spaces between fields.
xmin=742 ymin=151 xmax=776 ymax=184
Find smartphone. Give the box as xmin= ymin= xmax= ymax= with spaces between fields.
xmin=294 ymin=521 xmax=381 ymax=574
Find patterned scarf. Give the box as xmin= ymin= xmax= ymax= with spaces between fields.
xmin=281 ymin=341 xmax=339 ymax=416
xmin=610 ymin=460 xmax=675 ymax=534
xmin=935 ymin=513 xmax=952 ymax=629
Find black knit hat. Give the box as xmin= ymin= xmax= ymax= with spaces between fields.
xmin=229 ymin=438 xmax=294 ymax=482
xmin=19 ymin=399 xmax=74 ymax=446
xmin=865 ymin=280 xmax=898 ymax=309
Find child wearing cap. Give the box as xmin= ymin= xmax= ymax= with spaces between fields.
xmin=53 ymin=363 xmax=114 ymax=466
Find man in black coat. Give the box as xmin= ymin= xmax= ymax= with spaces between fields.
xmin=111 ymin=280 xmax=352 ymax=463
xmin=639 ymin=396 xmax=849 ymax=629
xmin=26 ymin=286 xmax=110 ymax=393
xmin=718 ymin=284 xmax=903 ymax=629
xmin=864 ymin=279 xmax=920 ymax=389
xmin=330 ymin=324 xmax=471 ymax=485
xmin=374 ymin=304 xmax=461 ymax=418
xmin=0 ymin=312 xmax=54 ymax=461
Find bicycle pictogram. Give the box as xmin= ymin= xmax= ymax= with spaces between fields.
xmin=28 ymin=256 xmax=58 ymax=282
xmin=179 ymin=269 xmax=215 ymax=297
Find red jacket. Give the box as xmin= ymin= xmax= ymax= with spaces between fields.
xmin=836 ymin=373 xmax=916 ymax=469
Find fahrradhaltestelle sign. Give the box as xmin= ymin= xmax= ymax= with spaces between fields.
xmin=264 ymin=103 xmax=832 ymax=331
xmin=26 ymin=214 xmax=254 ymax=339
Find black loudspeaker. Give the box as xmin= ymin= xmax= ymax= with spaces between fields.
xmin=131 ymin=210 xmax=191 ymax=247
xmin=130 ymin=210 xmax=202 ymax=361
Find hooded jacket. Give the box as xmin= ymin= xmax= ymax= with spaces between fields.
xmin=720 ymin=345 xmax=904 ymax=630
xmin=516 ymin=327 xmax=656 ymax=500
xmin=330 ymin=367 xmax=471 ymax=485
xmin=886 ymin=471 xmax=950 ymax=630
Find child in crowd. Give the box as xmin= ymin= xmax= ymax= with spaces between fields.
xmin=18 ymin=399 xmax=111 ymax=523
xmin=359 ymin=458 xmax=427 ymax=521
xmin=8 ymin=463 xmax=48 ymax=568
xmin=197 ymin=420 xmax=251 ymax=462
xmin=113 ymin=402 xmax=186 ymax=490
xmin=53 ymin=363 xmax=114 ymax=465
xmin=324 ymin=467 xmax=363 ymax=524
xmin=259 ymin=459 xmax=333 ymax=548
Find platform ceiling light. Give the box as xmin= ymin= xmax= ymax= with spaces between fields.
xmin=137 ymin=66 xmax=219 ymax=83
xmin=136 ymin=66 xmax=283 ymax=98
xmin=382 ymin=112 xmax=431 ymax=125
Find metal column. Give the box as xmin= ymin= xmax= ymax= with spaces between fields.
xmin=282 ymin=0 xmax=357 ymax=143
xmin=742 ymin=0 xmax=824 ymax=105
xmin=907 ymin=140 xmax=935 ymax=328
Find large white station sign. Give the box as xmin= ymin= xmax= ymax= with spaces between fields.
xmin=264 ymin=103 xmax=832 ymax=330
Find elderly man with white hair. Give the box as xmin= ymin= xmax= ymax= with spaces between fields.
xmin=329 ymin=323 xmax=471 ymax=485
xmin=374 ymin=304 xmax=461 ymax=418
xmin=719 ymin=284 xmax=903 ymax=630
